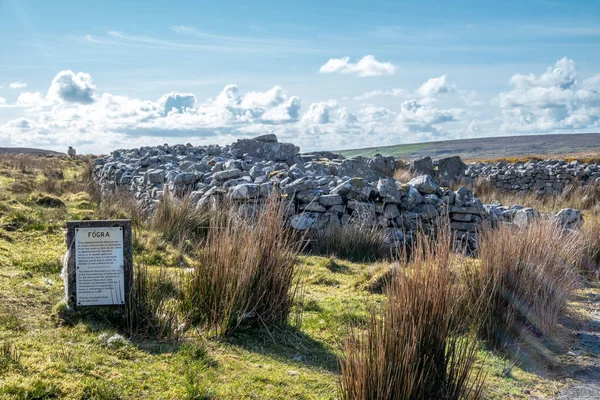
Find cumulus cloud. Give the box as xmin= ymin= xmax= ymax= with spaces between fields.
xmin=417 ymin=75 xmax=453 ymax=97
xmin=499 ymin=57 xmax=600 ymax=132
xmin=157 ymin=92 xmax=197 ymax=116
xmin=397 ymin=99 xmax=463 ymax=134
xmin=9 ymin=81 xmax=27 ymax=89
xmin=47 ymin=70 xmax=96 ymax=104
xmin=319 ymin=55 xmax=396 ymax=77
xmin=16 ymin=92 xmax=51 ymax=108
xmin=3 ymin=59 xmax=600 ymax=154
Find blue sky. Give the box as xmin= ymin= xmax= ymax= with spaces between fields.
xmin=1 ymin=0 xmax=600 ymax=153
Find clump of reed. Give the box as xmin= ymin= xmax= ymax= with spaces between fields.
xmin=339 ymin=229 xmax=485 ymax=400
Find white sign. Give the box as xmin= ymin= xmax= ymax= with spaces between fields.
xmin=75 ymin=227 xmax=125 ymax=306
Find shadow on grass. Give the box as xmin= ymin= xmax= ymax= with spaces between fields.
xmin=54 ymin=302 xmax=181 ymax=355
xmin=223 ymin=325 xmax=340 ymax=374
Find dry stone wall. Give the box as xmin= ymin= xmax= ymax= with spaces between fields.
xmin=464 ymin=159 xmax=600 ymax=195
xmin=93 ymin=135 xmax=583 ymax=251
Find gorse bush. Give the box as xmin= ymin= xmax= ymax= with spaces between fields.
xmin=184 ymin=196 xmax=301 ymax=336
xmin=339 ymin=230 xmax=485 ymax=400
xmin=309 ymin=223 xmax=389 ymax=262
xmin=461 ymin=220 xmax=584 ymax=347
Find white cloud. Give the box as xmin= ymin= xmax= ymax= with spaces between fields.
xmin=354 ymin=88 xmax=406 ymax=100
xmin=8 ymin=81 xmax=27 ymax=89
xmin=47 ymin=70 xmax=96 ymax=104
xmin=417 ymin=75 xmax=454 ymax=97
xmin=397 ymin=99 xmax=463 ymax=134
xmin=3 ymin=60 xmax=600 ymax=154
xmin=499 ymin=58 xmax=600 ymax=132
xmin=16 ymin=92 xmax=51 ymax=108
xmin=157 ymin=92 xmax=197 ymax=116
xmin=319 ymin=55 xmax=396 ymax=77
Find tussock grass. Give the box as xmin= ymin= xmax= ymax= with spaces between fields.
xmin=339 ymin=230 xmax=485 ymax=400
xmin=125 ymin=264 xmax=185 ymax=339
xmin=393 ymin=167 xmax=417 ymax=183
xmin=184 ymin=196 xmax=301 ymax=336
xmin=309 ymin=223 xmax=389 ymax=262
xmin=151 ymin=192 xmax=210 ymax=245
xmin=581 ymin=215 xmax=600 ymax=278
xmin=461 ymin=221 xmax=585 ymax=347
xmin=97 ymin=192 xmax=146 ymax=229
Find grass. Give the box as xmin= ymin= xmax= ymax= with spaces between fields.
xmin=461 ymin=221 xmax=585 ymax=348
xmin=308 ymin=223 xmax=389 ymax=262
xmin=184 ymin=196 xmax=301 ymax=335
xmin=465 ymin=150 xmax=600 ymax=164
xmin=0 ymin=154 xmax=597 ymax=399
xmin=339 ymin=231 xmax=485 ymax=400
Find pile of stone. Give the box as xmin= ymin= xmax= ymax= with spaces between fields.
xmin=464 ymin=159 xmax=600 ymax=195
xmin=93 ymin=135 xmax=583 ymax=250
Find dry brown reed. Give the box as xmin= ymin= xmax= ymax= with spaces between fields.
xmin=580 ymin=215 xmax=600 ymax=278
xmin=393 ymin=167 xmax=417 ymax=183
xmin=151 ymin=192 xmax=211 ymax=245
xmin=339 ymin=229 xmax=485 ymax=400
xmin=461 ymin=220 xmax=584 ymax=347
xmin=125 ymin=263 xmax=184 ymax=339
xmin=184 ymin=195 xmax=301 ymax=336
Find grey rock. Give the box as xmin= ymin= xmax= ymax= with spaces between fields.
xmin=319 ymin=194 xmax=343 ymax=206
xmin=229 ymin=183 xmax=261 ymax=200
xmin=213 ymin=169 xmax=243 ymax=181
xmin=410 ymin=156 xmax=434 ymax=176
xmin=408 ymin=175 xmax=440 ymax=195
xmin=377 ymin=178 xmax=403 ymax=203
xmin=400 ymin=186 xmax=423 ymax=211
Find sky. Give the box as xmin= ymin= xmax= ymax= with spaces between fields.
xmin=1 ymin=0 xmax=600 ymax=154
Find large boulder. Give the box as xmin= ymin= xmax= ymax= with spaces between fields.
xmin=554 ymin=208 xmax=583 ymax=229
xmin=514 ymin=207 xmax=540 ymax=228
xmin=436 ymin=156 xmax=467 ymax=185
xmin=376 ymin=178 xmax=403 ymax=203
xmin=410 ymin=156 xmax=434 ymax=176
xmin=230 ymin=135 xmax=299 ymax=164
xmin=408 ymin=175 xmax=441 ymax=195
xmin=336 ymin=155 xmax=395 ymax=183
xmin=228 ymin=183 xmax=261 ymax=200
xmin=400 ymin=186 xmax=423 ymax=211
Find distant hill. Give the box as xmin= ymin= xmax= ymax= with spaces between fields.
xmin=0 ymin=147 xmax=63 ymax=156
xmin=337 ymin=133 xmax=600 ymax=160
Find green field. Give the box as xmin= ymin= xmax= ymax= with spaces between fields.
xmin=337 ymin=133 xmax=600 ymax=160
xmin=0 ymin=155 xmax=597 ymax=399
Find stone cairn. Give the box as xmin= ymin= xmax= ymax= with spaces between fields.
xmin=93 ymin=135 xmax=583 ymax=251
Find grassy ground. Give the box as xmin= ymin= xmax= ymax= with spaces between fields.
xmin=336 ymin=133 xmax=600 ymax=160
xmin=0 ymin=155 xmax=593 ymax=399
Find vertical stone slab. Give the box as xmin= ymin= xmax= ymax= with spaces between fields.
xmin=65 ymin=220 xmax=132 ymax=307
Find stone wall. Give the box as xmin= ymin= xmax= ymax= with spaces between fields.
xmin=93 ymin=135 xmax=583 ymax=251
xmin=464 ymin=159 xmax=600 ymax=195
